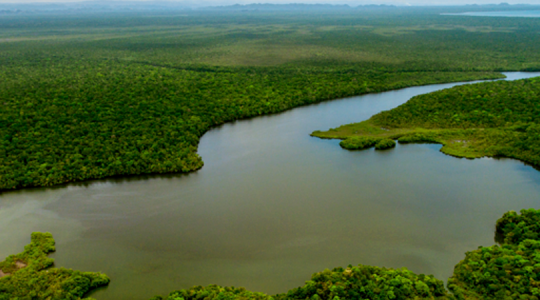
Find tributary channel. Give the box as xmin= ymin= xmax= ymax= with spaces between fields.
xmin=1 ymin=72 xmax=540 ymax=299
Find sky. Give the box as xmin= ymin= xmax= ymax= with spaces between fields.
xmin=1 ymin=0 xmax=540 ymax=5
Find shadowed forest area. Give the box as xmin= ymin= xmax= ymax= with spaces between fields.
xmin=1 ymin=6 xmax=540 ymax=189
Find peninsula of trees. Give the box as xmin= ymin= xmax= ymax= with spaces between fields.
xmin=0 ymin=232 xmax=110 ymax=299
xmin=312 ymin=77 xmax=540 ymax=168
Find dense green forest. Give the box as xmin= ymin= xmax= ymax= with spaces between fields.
xmin=313 ymin=77 xmax=540 ymax=167
xmin=277 ymin=266 xmax=449 ymax=300
xmin=151 ymin=267 xmax=450 ymax=300
xmin=449 ymin=209 xmax=540 ymax=300
xmin=0 ymin=232 xmax=109 ymax=299
xmin=2 ymin=7 xmax=540 ymax=189
xmin=3 ymin=6 xmax=540 ymax=300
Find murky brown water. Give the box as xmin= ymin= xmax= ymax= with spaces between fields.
xmin=1 ymin=72 xmax=540 ymax=299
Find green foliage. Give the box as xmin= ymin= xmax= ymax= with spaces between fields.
xmin=277 ymin=265 xmax=450 ymax=300
xmin=3 ymin=7 xmax=540 ymax=300
xmin=380 ymin=78 xmax=540 ymax=166
xmin=449 ymin=209 xmax=540 ymax=300
xmin=373 ymin=78 xmax=540 ymax=130
xmin=340 ymin=137 xmax=396 ymax=150
xmin=397 ymin=133 xmax=440 ymax=144
xmin=1 ymin=57 xmax=499 ymax=190
xmin=496 ymin=209 xmax=540 ymax=246
xmin=340 ymin=136 xmax=380 ymax=150
xmin=375 ymin=139 xmax=396 ymax=150
xmin=3 ymin=8 xmax=540 ymax=190
xmin=0 ymin=232 xmax=110 ymax=300
xmin=319 ymin=77 xmax=540 ymax=167
xmin=151 ymin=266 xmax=450 ymax=300
xmin=149 ymin=285 xmax=273 ymax=300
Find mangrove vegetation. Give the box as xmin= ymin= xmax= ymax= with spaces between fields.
xmin=313 ymin=77 xmax=540 ymax=168
xmin=2 ymin=7 xmax=540 ymax=189
xmin=449 ymin=209 xmax=540 ymax=300
xmin=151 ymin=266 xmax=450 ymax=300
xmin=0 ymin=232 xmax=110 ymax=300
xmin=2 ymin=5 xmax=540 ymax=300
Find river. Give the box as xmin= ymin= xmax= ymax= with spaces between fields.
xmin=442 ymin=10 xmax=540 ymax=17
xmin=1 ymin=72 xmax=540 ymax=299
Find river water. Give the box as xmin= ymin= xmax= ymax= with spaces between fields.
xmin=1 ymin=72 xmax=540 ymax=299
xmin=442 ymin=10 xmax=540 ymax=17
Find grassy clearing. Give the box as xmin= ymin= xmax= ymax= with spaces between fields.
xmin=312 ymin=120 xmax=494 ymax=158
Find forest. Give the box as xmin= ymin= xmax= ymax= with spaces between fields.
xmin=313 ymin=77 xmax=540 ymax=167
xmin=0 ymin=232 xmax=110 ymax=299
xmin=2 ymin=7 xmax=540 ymax=189
xmin=150 ymin=267 xmax=450 ymax=300
xmin=2 ymin=5 xmax=540 ymax=300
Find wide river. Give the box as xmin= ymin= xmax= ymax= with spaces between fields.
xmin=2 ymin=72 xmax=540 ymax=299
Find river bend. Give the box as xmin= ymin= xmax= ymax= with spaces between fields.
xmin=1 ymin=72 xmax=540 ymax=299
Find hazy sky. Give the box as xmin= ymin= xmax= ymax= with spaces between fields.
xmin=2 ymin=0 xmax=540 ymax=5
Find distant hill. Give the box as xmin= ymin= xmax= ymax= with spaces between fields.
xmin=203 ymin=3 xmax=355 ymax=11
xmin=0 ymin=1 xmax=193 ymax=13
xmin=1 ymin=2 xmax=539 ymax=15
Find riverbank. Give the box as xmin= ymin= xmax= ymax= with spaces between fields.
xmin=149 ymin=209 xmax=540 ymax=300
xmin=4 ymin=7 xmax=540 ymax=191
xmin=2 ymin=73 xmax=539 ymax=299
xmin=0 ymin=69 xmax=502 ymax=191
xmin=312 ymin=75 xmax=540 ymax=168
xmin=0 ymin=232 xmax=110 ymax=298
